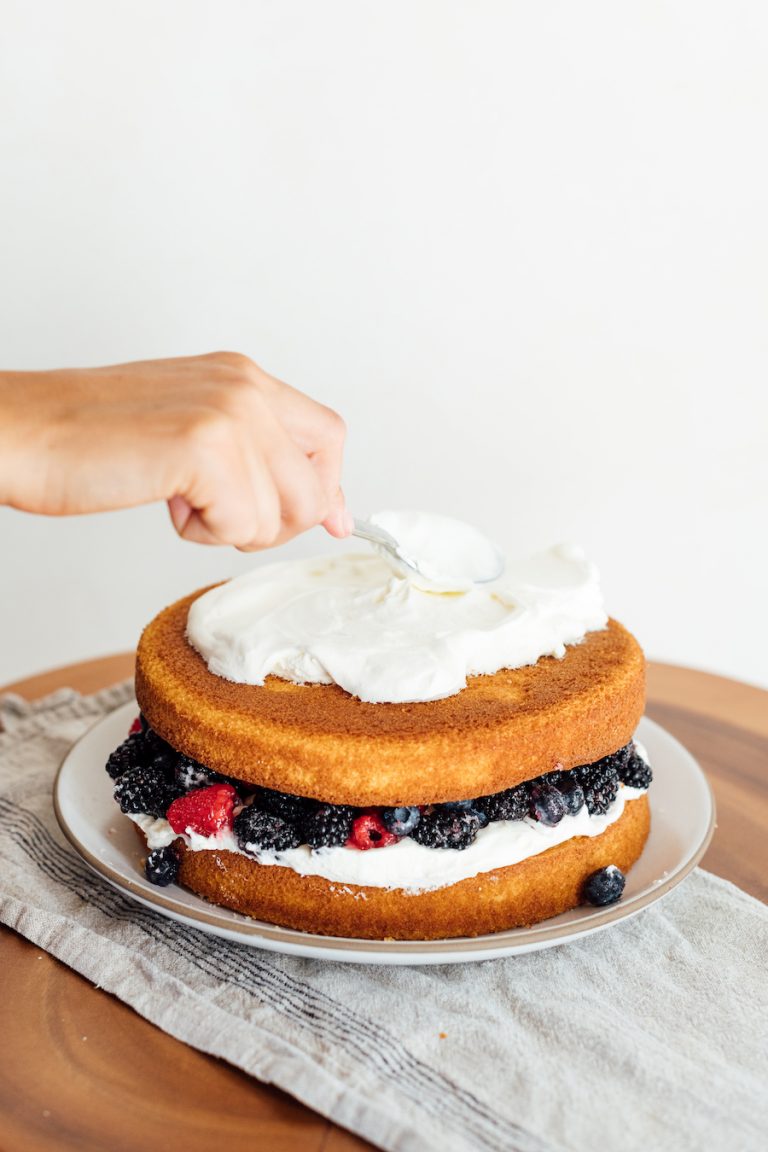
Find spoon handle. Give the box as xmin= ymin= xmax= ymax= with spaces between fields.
xmin=351 ymin=517 xmax=401 ymax=553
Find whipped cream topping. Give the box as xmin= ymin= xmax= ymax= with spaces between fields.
xmin=367 ymin=509 xmax=504 ymax=591
xmin=130 ymin=783 xmax=646 ymax=896
xmin=186 ymin=533 xmax=607 ymax=704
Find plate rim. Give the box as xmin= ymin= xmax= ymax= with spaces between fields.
xmin=53 ymin=703 xmax=716 ymax=964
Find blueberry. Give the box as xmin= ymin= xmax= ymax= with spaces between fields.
xmin=583 ymin=865 xmax=626 ymax=906
xmin=381 ymin=806 xmax=421 ymax=836
xmin=145 ymin=846 xmax=180 ymax=887
xmin=528 ymin=784 xmax=567 ymax=826
xmin=558 ymin=777 xmax=585 ymax=816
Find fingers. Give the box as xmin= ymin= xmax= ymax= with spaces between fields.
xmin=170 ymin=418 xmax=282 ymax=548
xmin=254 ymin=369 xmax=348 ymax=518
xmin=322 ymin=488 xmax=354 ymax=538
xmin=162 ymin=356 xmax=350 ymax=551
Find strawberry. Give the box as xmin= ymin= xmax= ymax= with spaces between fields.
xmin=166 ymin=783 xmax=237 ymax=837
xmin=346 ymin=812 xmax=400 ymax=851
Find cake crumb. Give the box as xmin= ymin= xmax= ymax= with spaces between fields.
xmin=439 ymin=1032 xmax=447 ymax=1040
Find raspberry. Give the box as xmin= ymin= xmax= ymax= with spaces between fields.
xmin=583 ymin=865 xmax=626 ymax=906
xmin=234 ymin=805 xmax=303 ymax=854
xmin=166 ymin=783 xmax=237 ymax=837
xmin=410 ymin=806 xmax=483 ymax=850
xmin=145 ymin=846 xmax=180 ymax=887
xmin=128 ymin=716 xmax=143 ymax=736
xmin=347 ymin=812 xmax=400 ymax=850
xmin=302 ymin=804 xmax=355 ymax=848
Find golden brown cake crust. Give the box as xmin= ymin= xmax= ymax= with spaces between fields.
xmin=156 ymin=795 xmax=650 ymax=940
xmin=135 ymin=587 xmax=645 ymax=805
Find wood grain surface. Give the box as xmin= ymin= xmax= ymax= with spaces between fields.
xmin=1 ymin=655 xmax=766 ymax=1152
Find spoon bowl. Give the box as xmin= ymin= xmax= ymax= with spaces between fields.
xmin=352 ymin=515 xmax=505 ymax=588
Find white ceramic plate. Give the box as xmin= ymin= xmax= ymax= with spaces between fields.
xmin=54 ymin=702 xmax=715 ymax=965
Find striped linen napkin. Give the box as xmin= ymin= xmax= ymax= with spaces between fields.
xmin=0 ymin=684 xmax=765 ymax=1152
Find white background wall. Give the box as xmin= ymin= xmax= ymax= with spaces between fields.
xmin=1 ymin=1 xmax=766 ymax=689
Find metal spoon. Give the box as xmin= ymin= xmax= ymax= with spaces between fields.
xmin=352 ymin=516 xmax=504 ymax=585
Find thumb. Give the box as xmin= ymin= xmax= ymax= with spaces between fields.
xmin=322 ymin=488 xmax=354 ymax=538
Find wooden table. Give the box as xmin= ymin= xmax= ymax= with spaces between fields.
xmin=1 ymin=656 xmax=766 ymax=1152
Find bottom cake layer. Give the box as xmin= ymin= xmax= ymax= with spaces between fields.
xmin=151 ymin=795 xmax=650 ymax=939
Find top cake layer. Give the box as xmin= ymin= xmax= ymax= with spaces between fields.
xmin=185 ymin=543 xmax=607 ymax=704
xmin=136 ymin=588 xmax=645 ymax=805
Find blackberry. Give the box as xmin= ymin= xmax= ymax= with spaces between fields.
xmin=380 ymin=806 xmax=421 ymax=836
xmin=145 ymin=846 xmax=180 ymax=887
xmin=475 ymin=783 xmax=529 ymax=823
xmin=234 ymin=805 xmax=303 ymax=854
xmin=528 ymin=783 xmax=567 ymax=826
xmin=143 ymin=729 xmax=180 ymax=777
xmin=444 ymin=800 xmax=488 ymax=828
xmin=606 ymin=743 xmax=634 ymax=771
xmin=617 ymin=749 xmax=652 ymax=790
xmin=114 ymin=764 xmax=181 ymax=817
xmin=174 ymin=756 xmax=225 ymax=792
xmin=576 ymin=759 xmax=620 ymax=816
xmin=583 ymin=865 xmax=626 ymax=906
xmin=252 ymin=786 xmax=315 ymax=826
xmin=301 ymin=804 xmax=355 ymax=849
xmin=409 ymin=806 xmax=483 ymax=850
xmin=105 ymin=733 xmax=146 ymax=779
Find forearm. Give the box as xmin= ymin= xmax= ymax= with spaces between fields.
xmin=0 ymin=371 xmax=54 ymax=508
xmin=0 ymin=355 xmax=350 ymax=547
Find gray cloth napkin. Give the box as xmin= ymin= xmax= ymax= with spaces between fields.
xmin=0 ymin=685 xmax=766 ymax=1152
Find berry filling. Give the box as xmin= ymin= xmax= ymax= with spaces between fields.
xmin=166 ymin=782 xmax=237 ymax=837
xmin=113 ymin=716 xmax=651 ymax=865
xmin=347 ymin=812 xmax=400 ymax=850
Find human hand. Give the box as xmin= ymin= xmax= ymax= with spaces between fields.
xmin=0 ymin=352 xmax=351 ymax=549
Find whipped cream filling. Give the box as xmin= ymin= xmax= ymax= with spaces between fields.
xmin=186 ymin=534 xmax=607 ymax=704
xmin=130 ymin=783 xmax=646 ymax=896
